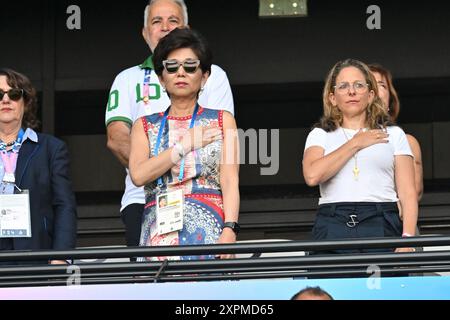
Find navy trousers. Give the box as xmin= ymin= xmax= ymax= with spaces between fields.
xmin=311 ymin=202 xmax=402 ymax=254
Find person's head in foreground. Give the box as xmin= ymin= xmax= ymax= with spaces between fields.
xmin=291 ymin=286 xmax=334 ymax=300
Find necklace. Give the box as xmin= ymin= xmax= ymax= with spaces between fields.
xmin=341 ymin=128 xmax=359 ymax=181
xmin=0 ymin=140 xmax=15 ymax=149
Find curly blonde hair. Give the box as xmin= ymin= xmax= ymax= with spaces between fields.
xmin=317 ymin=59 xmax=392 ymax=132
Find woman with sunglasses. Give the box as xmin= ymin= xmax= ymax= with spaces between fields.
xmin=302 ymin=59 xmax=418 ymax=254
xmin=0 ymin=68 xmax=77 ymax=264
xmin=129 ymin=28 xmax=239 ymax=260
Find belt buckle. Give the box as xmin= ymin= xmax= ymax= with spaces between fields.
xmin=346 ymin=214 xmax=359 ymax=228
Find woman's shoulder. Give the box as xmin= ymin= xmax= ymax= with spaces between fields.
xmin=139 ymin=112 xmax=165 ymax=127
xmin=308 ymin=127 xmax=329 ymax=137
xmin=405 ymin=133 xmax=421 ymax=150
xmin=36 ymin=132 xmax=66 ymax=148
xmin=196 ymin=106 xmax=230 ymax=123
xmin=386 ymin=125 xmax=407 ymax=136
xmin=198 ymin=106 xmax=223 ymax=116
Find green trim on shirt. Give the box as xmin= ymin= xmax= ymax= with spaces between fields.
xmin=105 ymin=116 xmax=133 ymax=127
xmin=139 ymin=55 xmax=154 ymax=70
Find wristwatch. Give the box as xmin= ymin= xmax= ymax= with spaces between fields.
xmin=223 ymin=222 xmax=240 ymax=235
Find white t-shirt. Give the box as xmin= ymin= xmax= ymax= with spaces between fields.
xmin=105 ymin=57 xmax=234 ymax=211
xmin=304 ymin=126 xmax=413 ymax=205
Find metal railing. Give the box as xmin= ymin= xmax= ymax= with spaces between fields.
xmin=0 ymin=236 xmax=449 ymax=287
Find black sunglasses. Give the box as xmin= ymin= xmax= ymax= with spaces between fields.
xmin=162 ymin=59 xmax=201 ymax=74
xmin=0 ymin=88 xmax=24 ymax=101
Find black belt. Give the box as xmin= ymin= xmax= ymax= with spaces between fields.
xmin=318 ymin=202 xmax=398 ymax=228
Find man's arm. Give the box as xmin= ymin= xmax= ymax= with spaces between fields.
xmin=106 ymin=121 xmax=132 ymax=168
xmin=105 ymin=69 xmax=135 ymax=168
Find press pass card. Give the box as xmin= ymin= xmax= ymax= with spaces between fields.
xmin=0 ymin=191 xmax=32 ymax=238
xmin=156 ymin=189 xmax=184 ymax=235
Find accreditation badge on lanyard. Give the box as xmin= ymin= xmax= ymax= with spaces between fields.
xmin=0 ymin=190 xmax=32 ymax=238
xmin=156 ymin=189 xmax=184 ymax=235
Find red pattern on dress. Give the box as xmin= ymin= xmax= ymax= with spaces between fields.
xmin=141 ymin=116 xmax=149 ymax=133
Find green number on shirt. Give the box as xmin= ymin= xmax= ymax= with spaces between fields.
xmin=136 ymin=83 xmax=161 ymax=103
xmin=107 ymin=90 xmax=119 ymax=111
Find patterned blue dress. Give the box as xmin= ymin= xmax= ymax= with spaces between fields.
xmin=138 ymin=107 xmax=225 ymax=261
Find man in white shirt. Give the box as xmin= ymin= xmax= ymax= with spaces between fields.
xmin=105 ymin=0 xmax=234 ymax=252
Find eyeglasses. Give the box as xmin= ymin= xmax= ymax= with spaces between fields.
xmin=162 ymin=59 xmax=201 ymax=74
xmin=0 ymin=88 xmax=24 ymax=101
xmin=334 ymin=81 xmax=369 ymax=94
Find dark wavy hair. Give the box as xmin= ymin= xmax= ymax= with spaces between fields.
xmin=368 ymin=63 xmax=400 ymax=121
xmin=0 ymin=68 xmax=40 ymax=130
xmin=153 ymin=27 xmax=212 ymax=77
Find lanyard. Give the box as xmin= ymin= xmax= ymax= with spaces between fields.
xmin=143 ymin=69 xmax=152 ymax=103
xmin=0 ymin=128 xmax=25 ymax=152
xmin=0 ymin=152 xmax=18 ymax=175
xmin=0 ymin=128 xmax=25 ymax=187
xmin=154 ymin=103 xmax=199 ymax=186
